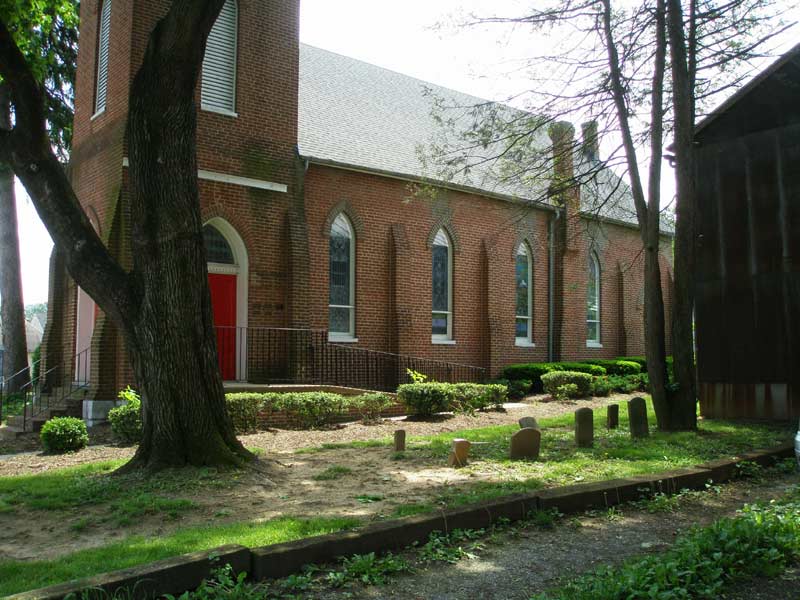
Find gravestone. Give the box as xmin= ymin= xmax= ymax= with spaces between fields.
xmin=607 ymin=404 xmax=619 ymax=429
xmin=510 ymin=427 xmax=541 ymax=460
xmin=628 ymin=397 xmax=649 ymax=438
xmin=394 ymin=430 xmax=406 ymax=452
xmin=575 ymin=407 xmax=594 ymax=448
xmin=448 ymin=439 xmax=471 ymax=467
xmin=518 ymin=416 xmax=541 ymax=430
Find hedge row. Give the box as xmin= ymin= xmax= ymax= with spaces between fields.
xmin=396 ymin=382 xmax=507 ymax=417
xmin=502 ymin=362 xmax=606 ymax=392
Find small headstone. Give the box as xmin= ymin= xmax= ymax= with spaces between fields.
xmin=628 ymin=397 xmax=649 ymax=438
xmin=607 ymin=404 xmax=619 ymax=429
xmin=510 ymin=427 xmax=541 ymax=460
xmin=518 ymin=416 xmax=541 ymax=430
xmin=448 ymin=438 xmax=471 ymax=467
xmin=394 ymin=430 xmax=406 ymax=452
xmin=575 ymin=407 xmax=594 ymax=448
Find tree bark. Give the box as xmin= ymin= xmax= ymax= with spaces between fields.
xmin=666 ymin=0 xmax=698 ymax=430
xmin=601 ymin=0 xmax=671 ymax=428
xmin=0 ymin=3 xmax=253 ymax=469
xmin=0 ymin=83 xmax=30 ymax=394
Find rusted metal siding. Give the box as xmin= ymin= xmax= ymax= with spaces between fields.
xmin=695 ymin=123 xmax=800 ymax=420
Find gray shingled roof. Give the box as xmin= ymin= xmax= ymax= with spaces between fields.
xmin=298 ymin=44 xmax=661 ymax=231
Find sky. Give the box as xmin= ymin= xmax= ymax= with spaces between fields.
xmin=11 ymin=0 xmax=800 ymax=305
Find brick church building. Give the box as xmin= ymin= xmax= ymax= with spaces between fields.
xmin=39 ymin=0 xmax=674 ymax=405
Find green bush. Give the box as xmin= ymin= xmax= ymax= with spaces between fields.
xmin=617 ymin=355 xmax=674 ymax=374
xmin=450 ymin=383 xmax=507 ymax=413
xmin=583 ymin=359 xmax=641 ymax=376
xmin=272 ymin=392 xmax=350 ymax=429
xmin=108 ymin=386 xmax=142 ymax=443
xmin=30 ymin=345 xmax=41 ymax=380
xmin=225 ymin=393 xmax=265 ymax=433
xmin=40 ymin=416 xmax=89 ymax=453
xmin=590 ymin=376 xmax=614 ymax=397
xmin=541 ymin=371 xmax=593 ymax=398
xmin=351 ymin=392 xmax=394 ymax=424
xmin=491 ymin=378 xmax=531 ymax=400
xmin=397 ymin=383 xmax=454 ymax=417
xmin=554 ymin=383 xmax=580 ymax=401
xmin=503 ymin=362 xmax=606 ymax=392
xmin=537 ymin=496 xmax=800 ymax=600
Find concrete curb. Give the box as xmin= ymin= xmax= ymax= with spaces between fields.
xmin=9 ymin=442 xmax=795 ymax=600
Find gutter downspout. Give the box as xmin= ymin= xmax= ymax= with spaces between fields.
xmin=548 ymin=209 xmax=561 ymax=362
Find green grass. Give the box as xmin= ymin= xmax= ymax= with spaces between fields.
xmin=0 ymin=515 xmax=360 ymax=597
xmin=312 ymin=465 xmax=353 ymax=481
xmin=0 ymin=460 xmax=233 ymax=524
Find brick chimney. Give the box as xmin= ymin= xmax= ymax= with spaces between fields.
xmin=581 ymin=120 xmax=600 ymax=161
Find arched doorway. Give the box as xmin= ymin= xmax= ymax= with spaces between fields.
xmin=203 ymin=219 xmax=248 ymax=381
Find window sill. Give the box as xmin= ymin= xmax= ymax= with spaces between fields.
xmin=329 ymin=336 xmax=358 ymax=343
xmin=90 ymin=108 xmax=105 ymax=121
xmin=586 ymin=341 xmax=603 ymax=348
xmin=201 ymin=105 xmax=239 ymax=118
xmin=431 ymin=338 xmax=456 ymax=345
xmin=515 ymin=340 xmax=536 ymax=348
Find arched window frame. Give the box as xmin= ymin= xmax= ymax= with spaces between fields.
xmin=515 ymin=242 xmax=535 ymax=346
xmin=587 ymin=251 xmax=602 ymax=347
xmin=201 ymin=0 xmax=238 ymax=117
xmin=431 ymin=229 xmax=454 ymax=343
xmin=328 ymin=213 xmax=356 ymax=341
xmin=93 ymin=0 xmax=112 ymax=117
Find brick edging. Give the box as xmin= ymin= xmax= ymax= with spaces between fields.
xmin=8 ymin=442 xmax=794 ymax=600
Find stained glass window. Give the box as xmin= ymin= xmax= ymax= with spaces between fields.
xmin=587 ymin=252 xmax=600 ymax=343
xmin=432 ymin=229 xmax=452 ymax=339
xmin=203 ymin=225 xmax=235 ymax=264
xmin=329 ymin=214 xmax=355 ymax=337
xmin=515 ymin=244 xmax=532 ymax=342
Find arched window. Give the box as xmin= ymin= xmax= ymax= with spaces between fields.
xmin=515 ymin=243 xmax=533 ymax=345
xmin=587 ymin=252 xmax=601 ymax=345
xmin=201 ymin=0 xmax=238 ymax=115
xmin=94 ymin=0 xmax=112 ymax=115
xmin=329 ymin=214 xmax=355 ymax=339
xmin=432 ymin=229 xmax=453 ymax=341
xmin=203 ymin=224 xmax=235 ymax=265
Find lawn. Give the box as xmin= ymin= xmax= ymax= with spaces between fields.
xmin=0 ymin=397 xmax=793 ymax=596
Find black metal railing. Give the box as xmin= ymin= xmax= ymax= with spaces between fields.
xmin=214 ymin=326 xmax=486 ymax=391
xmin=0 ymin=347 xmax=91 ymax=431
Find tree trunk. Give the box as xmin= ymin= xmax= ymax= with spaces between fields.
xmin=0 ymin=83 xmax=29 ymax=394
xmin=666 ymin=0 xmax=698 ymax=430
xmin=120 ymin=0 xmax=251 ymax=470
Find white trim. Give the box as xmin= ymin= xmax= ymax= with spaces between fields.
xmin=586 ymin=341 xmax=604 ymax=348
xmin=121 ymin=158 xmax=287 ymax=193
xmin=515 ymin=339 xmax=536 ymax=348
xmin=329 ymin=335 xmax=359 ymax=343
xmin=204 ymin=217 xmax=248 ymax=381
xmin=201 ymin=105 xmax=239 ymax=118
xmin=431 ymin=338 xmax=456 ymax=345
xmin=90 ymin=108 xmax=106 ymax=121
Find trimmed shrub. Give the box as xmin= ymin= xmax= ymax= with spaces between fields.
xmin=351 ymin=392 xmax=394 ymax=424
xmin=40 ymin=417 xmax=89 ymax=453
xmin=451 ymin=383 xmax=507 ymax=413
xmin=225 ymin=393 xmax=265 ymax=433
xmin=583 ymin=359 xmax=641 ymax=376
xmin=491 ymin=378 xmax=531 ymax=400
xmin=108 ymin=386 xmax=142 ymax=443
xmin=590 ymin=376 xmax=614 ymax=397
xmin=554 ymin=383 xmax=580 ymax=401
xmin=541 ymin=370 xmax=593 ymax=398
xmin=397 ymin=383 xmax=454 ymax=417
xmin=503 ymin=362 xmax=606 ymax=392
xmin=617 ymin=356 xmax=674 ymax=374
xmin=273 ymin=392 xmax=350 ymax=429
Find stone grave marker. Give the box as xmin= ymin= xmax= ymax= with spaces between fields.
xmin=510 ymin=427 xmax=541 ymax=460
xmin=518 ymin=416 xmax=540 ymax=430
xmin=628 ymin=397 xmax=649 ymax=438
xmin=394 ymin=430 xmax=406 ymax=452
xmin=575 ymin=407 xmax=594 ymax=448
xmin=607 ymin=404 xmax=619 ymax=429
xmin=448 ymin=439 xmax=471 ymax=467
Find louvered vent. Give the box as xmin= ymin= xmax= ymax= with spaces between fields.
xmin=201 ymin=0 xmax=238 ymax=114
xmin=94 ymin=0 xmax=112 ymax=114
